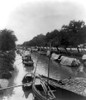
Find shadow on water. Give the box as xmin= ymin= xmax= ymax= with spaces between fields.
xmin=22 ymin=86 xmax=33 ymax=99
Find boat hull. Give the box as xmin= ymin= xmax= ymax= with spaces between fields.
xmin=23 ymin=61 xmax=34 ymax=67
xmin=32 ymin=75 xmax=86 ymax=100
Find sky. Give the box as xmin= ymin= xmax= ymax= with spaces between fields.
xmin=0 ymin=0 xmax=86 ymax=44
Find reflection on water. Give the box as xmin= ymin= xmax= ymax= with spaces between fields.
xmin=0 ymin=53 xmax=86 ymax=100
xmin=9 ymin=55 xmax=34 ymax=100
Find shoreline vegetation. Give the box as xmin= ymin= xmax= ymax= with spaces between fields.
xmin=0 ymin=29 xmax=17 ymax=91
xmin=0 ymin=50 xmax=15 ymax=79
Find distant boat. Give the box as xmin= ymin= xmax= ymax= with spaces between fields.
xmin=38 ymin=51 xmax=46 ymax=55
xmin=23 ymin=60 xmax=34 ymax=67
xmin=22 ymin=55 xmax=34 ymax=67
xmin=51 ymin=53 xmax=80 ymax=67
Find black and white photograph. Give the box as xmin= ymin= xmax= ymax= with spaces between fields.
xmin=0 ymin=0 xmax=86 ymax=100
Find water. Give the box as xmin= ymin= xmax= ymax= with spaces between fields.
xmin=0 ymin=54 xmax=34 ymax=100
xmin=0 ymin=53 xmax=86 ymax=100
xmin=32 ymin=53 xmax=86 ymax=80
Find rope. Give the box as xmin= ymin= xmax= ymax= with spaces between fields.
xmin=0 ymin=83 xmax=29 ymax=91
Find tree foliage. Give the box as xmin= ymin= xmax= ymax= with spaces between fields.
xmin=23 ymin=20 xmax=86 ymax=49
xmin=0 ymin=29 xmax=17 ymax=79
xmin=23 ymin=34 xmax=46 ymax=47
xmin=0 ymin=29 xmax=17 ymax=51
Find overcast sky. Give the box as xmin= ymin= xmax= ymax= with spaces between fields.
xmin=0 ymin=0 xmax=86 ymax=44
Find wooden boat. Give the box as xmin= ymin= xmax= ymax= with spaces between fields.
xmin=32 ymin=76 xmax=57 ymax=100
xmin=32 ymin=75 xmax=86 ymax=100
xmin=38 ymin=51 xmax=46 ymax=55
xmin=22 ymin=55 xmax=34 ymax=66
xmin=22 ymin=73 xmax=40 ymax=91
xmin=23 ymin=60 xmax=34 ymax=66
xmin=22 ymin=73 xmax=34 ymax=91
xmin=22 ymin=55 xmax=31 ymax=62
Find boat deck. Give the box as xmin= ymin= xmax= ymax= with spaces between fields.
xmin=40 ymin=75 xmax=86 ymax=97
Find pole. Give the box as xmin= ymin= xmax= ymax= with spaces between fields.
xmin=47 ymin=43 xmax=51 ymax=99
xmin=48 ymin=43 xmax=51 ymax=81
xmin=0 ymin=83 xmax=28 ymax=91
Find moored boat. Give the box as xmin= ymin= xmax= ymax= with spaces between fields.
xmin=38 ymin=51 xmax=46 ymax=55
xmin=32 ymin=76 xmax=57 ymax=100
xmin=23 ymin=60 xmax=34 ymax=67
xmin=22 ymin=55 xmax=34 ymax=67
xmin=22 ymin=73 xmax=34 ymax=91
xmin=32 ymin=75 xmax=86 ymax=100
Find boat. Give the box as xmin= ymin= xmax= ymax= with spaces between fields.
xmin=23 ymin=60 xmax=34 ymax=66
xmin=38 ymin=51 xmax=46 ymax=55
xmin=22 ymin=55 xmax=34 ymax=66
xmin=51 ymin=53 xmax=80 ymax=67
xmin=22 ymin=72 xmax=40 ymax=91
xmin=32 ymin=74 xmax=86 ymax=100
xmin=22 ymin=73 xmax=35 ymax=91
xmin=32 ymin=76 xmax=57 ymax=100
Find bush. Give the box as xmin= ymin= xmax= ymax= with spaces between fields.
xmin=1 ymin=72 xmax=12 ymax=79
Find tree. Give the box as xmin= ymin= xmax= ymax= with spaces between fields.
xmin=60 ymin=20 xmax=86 ymax=52
xmin=45 ymin=30 xmax=59 ymax=45
xmin=0 ymin=29 xmax=17 ymax=51
xmin=23 ymin=34 xmax=46 ymax=47
xmin=67 ymin=20 xmax=86 ymax=52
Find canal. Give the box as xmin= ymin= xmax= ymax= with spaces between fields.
xmin=0 ymin=53 xmax=86 ymax=100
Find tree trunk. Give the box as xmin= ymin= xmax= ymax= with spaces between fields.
xmin=56 ymin=47 xmax=59 ymax=52
xmin=77 ymin=46 xmax=80 ymax=53
xmin=64 ymin=47 xmax=68 ymax=53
